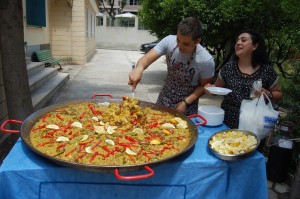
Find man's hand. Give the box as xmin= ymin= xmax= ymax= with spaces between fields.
xmin=128 ymin=67 xmax=143 ymax=91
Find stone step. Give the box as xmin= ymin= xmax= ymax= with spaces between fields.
xmin=26 ymin=57 xmax=31 ymax=65
xmin=26 ymin=61 xmax=45 ymax=76
xmin=32 ymin=73 xmax=69 ymax=111
xmin=28 ymin=68 xmax=58 ymax=92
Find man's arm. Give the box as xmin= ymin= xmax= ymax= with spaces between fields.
xmin=128 ymin=49 xmax=161 ymax=91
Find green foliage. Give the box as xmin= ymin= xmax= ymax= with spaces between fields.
xmin=139 ymin=0 xmax=300 ymax=71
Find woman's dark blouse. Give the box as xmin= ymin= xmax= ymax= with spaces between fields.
xmin=219 ymin=60 xmax=279 ymax=129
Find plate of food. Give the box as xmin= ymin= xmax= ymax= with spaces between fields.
xmin=208 ymin=129 xmax=259 ymax=161
xmin=206 ymin=87 xmax=232 ymax=95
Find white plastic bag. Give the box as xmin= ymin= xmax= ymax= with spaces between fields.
xmin=238 ymin=93 xmax=279 ymax=140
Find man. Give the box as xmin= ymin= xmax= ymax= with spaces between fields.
xmin=128 ymin=17 xmax=215 ymax=115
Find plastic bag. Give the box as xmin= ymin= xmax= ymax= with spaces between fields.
xmin=238 ymin=93 xmax=279 ymax=140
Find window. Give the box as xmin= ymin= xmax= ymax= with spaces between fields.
xmin=96 ymin=17 xmax=103 ymax=26
xmin=26 ymin=0 xmax=46 ymax=27
xmin=129 ymin=0 xmax=139 ymax=5
xmin=106 ymin=17 xmax=135 ymax=28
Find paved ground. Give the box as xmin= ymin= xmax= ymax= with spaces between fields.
xmin=47 ymin=49 xmax=224 ymax=107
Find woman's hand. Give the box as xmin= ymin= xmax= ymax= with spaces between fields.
xmin=204 ymin=83 xmax=215 ymax=95
xmin=253 ymin=88 xmax=272 ymax=99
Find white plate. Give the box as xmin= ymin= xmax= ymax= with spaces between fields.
xmin=207 ymin=87 xmax=232 ymax=95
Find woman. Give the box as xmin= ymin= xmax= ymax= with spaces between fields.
xmin=205 ymin=29 xmax=282 ymax=129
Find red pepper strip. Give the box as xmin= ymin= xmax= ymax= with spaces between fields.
xmin=69 ymin=132 xmax=79 ymax=140
xmin=56 ymin=114 xmax=64 ymax=121
xmin=85 ymin=124 xmax=94 ymax=131
xmin=137 ymin=148 xmax=143 ymax=156
xmin=103 ymin=147 xmax=119 ymax=159
xmin=78 ymin=144 xmax=86 ymax=152
xmin=77 ymin=152 xmax=87 ymax=159
xmin=176 ymin=136 xmax=186 ymax=140
xmin=132 ymin=117 xmax=142 ymax=126
xmin=128 ymin=154 xmax=136 ymax=163
xmin=60 ymin=125 xmax=71 ymax=133
xmin=38 ymin=141 xmax=56 ymax=147
xmin=56 ymin=143 xmax=67 ymax=149
xmin=125 ymin=135 xmax=137 ymax=143
xmin=79 ymin=112 xmax=86 ymax=119
xmin=32 ymin=124 xmax=46 ymax=132
xmin=79 ymin=138 xmax=94 ymax=145
xmin=143 ymin=152 xmax=151 ymax=161
xmin=118 ymin=142 xmax=131 ymax=147
xmin=68 ymin=131 xmax=73 ymax=135
xmin=146 ymin=122 xmax=159 ymax=129
xmin=90 ymin=152 xmax=106 ymax=162
xmin=115 ymin=137 xmax=120 ymax=145
xmin=42 ymin=135 xmax=54 ymax=139
xmin=148 ymin=132 xmax=160 ymax=139
xmin=91 ymin=139 xmax=102 ymax=150
xmin=42 ymin=114 xmax=51 ymax=122
xmin=160 ymin=146 xmax=172 ymax=153
xmin=145 ymin=137 xmax=152 ymax=141
xmin=101 ymin=146 xmax=111 ymax=153
xmin=90 ymin=152 xmax=99 ymax=162
xmin=65 ymin=148 xmax=76 ymax=157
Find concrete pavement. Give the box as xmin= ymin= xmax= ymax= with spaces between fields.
xmin=47 ymin=49 xmax=290 ymax=199
xmin=47 ymin=49 xmax=224 ymax=106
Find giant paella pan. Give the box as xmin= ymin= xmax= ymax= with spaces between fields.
xmin=1 ymin=94 xmax=206 ymax=180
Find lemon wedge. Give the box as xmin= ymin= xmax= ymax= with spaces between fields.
xmin=177 ymin=123 xmax=188 ymax=129
xmin=98 ymin=102 xmax=110 ymax=107
xmin=150 ymin=139 xmax=161 ymax=145
xmin=56 ymin=136 xmax=69 ymax=142
xmin=80 ymin=135 xmax=89 ymax=141
xmin=174 ymin=117 xmax=184 ymax=124
xmin=125 ymin=148 xmax=137 ymax=155
xmin=132 ymin=128 xmax=144 ymax=134
xmin=105 ymin=139 xmax=115 ymax=146
xmin=107 ymin=126 xmax=116 ymax=134
xmin=46 ymin=124 xmax=59 ymax=130
xmin=94 ymin=125 xmax=105 ymax=134
xmin=85 ymin=146 xmax=92 ymax=154
xmin=71 ymin=122 xmax=82 ymax=128
xmin=162 ymin=123 xmax=175 ymax=129
xmin=92 ymin=117 xmax=99 ymax=121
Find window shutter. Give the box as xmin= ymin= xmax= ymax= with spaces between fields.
xmin=26 ymin=0 xmax=46 ymax=27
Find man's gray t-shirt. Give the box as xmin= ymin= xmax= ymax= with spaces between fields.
xmin=154 ymin=35 xmax=215 ymax=87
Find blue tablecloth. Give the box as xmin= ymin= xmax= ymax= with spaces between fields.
xmin=0 ymin=124 xmax=268 ymax=199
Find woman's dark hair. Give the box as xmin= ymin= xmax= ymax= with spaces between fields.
xmin=177 ymin=17 xmax=203 ymax=41
xmin=234 ymin=29 xmax=270 ymax=68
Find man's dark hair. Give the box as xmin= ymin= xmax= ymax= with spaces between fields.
xmin=177 ymin=17 xmax=203 ymax=41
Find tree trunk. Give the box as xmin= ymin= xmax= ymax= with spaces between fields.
xmin=290 ymin=159 xmax=300 ymax=199
xmin=0 ymin=0 xmax=33 ymax=149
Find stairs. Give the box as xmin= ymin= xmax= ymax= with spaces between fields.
xmin=26 ymin=57 xmax=69 ymax=111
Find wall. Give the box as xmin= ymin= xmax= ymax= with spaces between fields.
xmin=23 ymin=0 xmax=50 ymax=57
xmin=96 ymin=16 xmax=157 ymax=50
xmin=49 ymin=0 xmax=97 ymax=65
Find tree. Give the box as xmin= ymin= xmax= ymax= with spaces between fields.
xmin=98 ymin=0 xmax=127 ymax=18
xmin=0 ymin=0 xmax=33 ymax=153
xmin=138 ymin=0 xmax=300 ymax=74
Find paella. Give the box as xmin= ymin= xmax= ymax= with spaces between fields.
xmin=30 ymin=97 xmax=193 ymax=166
